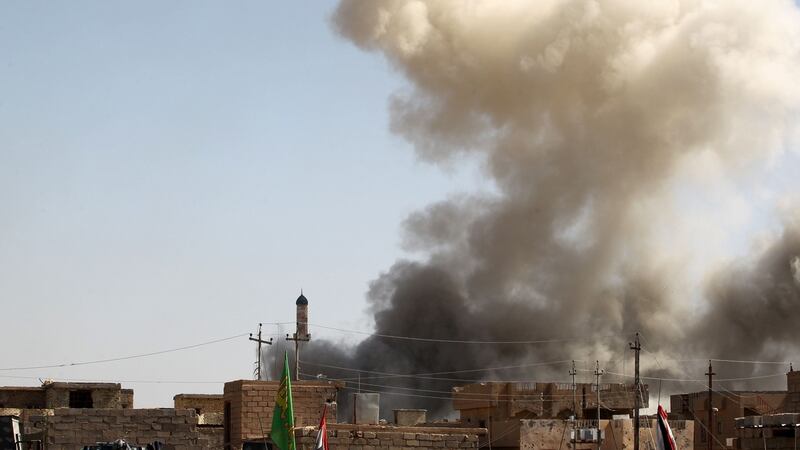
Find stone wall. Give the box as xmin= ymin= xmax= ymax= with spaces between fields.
xmin=0 ymin=388 xmax=46 ymax=409
xmin=44 ymin=382 xmax=125 ymax=409
xmin=454 ymin=382 xmax=648 ymax=424
xmin=199 ymin=426 xmax=225 ymax=450
xmin=42 ymin=408 xmax=202 ymax=450
xmin=174 ymin=394 xmax=224 ymax=415
xmin=518 ymin=418 xmax=694 ymax=450
xmin=787 ymin=371 xmax=800 ymax=413
xmin=293 ymin=425 xmax=483 ymax=449
xmin=223 ymin=380 xmax=340 ymax=450
xmin=121 ymin=389 xmax=134 ymax=409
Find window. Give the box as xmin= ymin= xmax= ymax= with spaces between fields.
xmin=69 ymin=390 xmax=93 ymax=408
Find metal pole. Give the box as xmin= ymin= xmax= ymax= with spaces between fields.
xmin=630 ymin=333 xmax=641 ymax=450
xmin=570 ymin=360 xmax=577 ymax=418
xmin=249 ymin=323 xmax=272 ymax=380
xmin=595 ymin=360 xmax=604 ymax=450
xmin=706 ymin=361 xmax=716 ymax=450
xmin=257 ymin=324 xmax=262 ymax=379
xmin=596 ymin=360 xmax=602 ymax=423
xmin=295 ymin=339 xmax=300 ymax=381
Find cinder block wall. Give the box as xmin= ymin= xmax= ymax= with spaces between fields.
xmin=518 ymin=418 xmax=694 ymax=450
xmin=787 ymin=372 xmax=800 ymax=412
xmin=0 ymin=388 xmax=46 ymax=409
xmin=223 ymin=380 xmax=339 ymax=450
xmin=294 ymin=427 xmax=481 ymax=449
xmin=44 ymin=383 xmax=124 ymax=409
xmin=174 ymin=394 xmax=224 ymax=414
xmin=43 ymin=408 xmax=201 ymax=450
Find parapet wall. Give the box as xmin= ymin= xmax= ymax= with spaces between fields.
xmin=293 ymin=425 xmax=484 ymax=449
xmin=519 ymin=418 xmax=694 ymax=450
xmin=223 ymin=380 xmax=340 ymax=450
xmin=42 ymin=408 xmax=201 ymax=450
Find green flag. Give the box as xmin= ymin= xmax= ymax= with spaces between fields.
xmin=270 ymin=352 xmax=296 ymax=450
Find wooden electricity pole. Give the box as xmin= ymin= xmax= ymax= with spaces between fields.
xmin=630 ymin=333 xmax=641 ymax=450
xmin=594 ymin=361 xmax=604 ymax=450
xmin=570 ymin=360 xmax=577 ymax=418
xmin=706 ymin=361 xmax=716 ymax=450
xmin=249 ymin=323 xmax=272 ymax=380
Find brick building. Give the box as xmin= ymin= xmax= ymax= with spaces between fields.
xmin=733 ymin=413 xmax=799 ymax=450
xmin=508 ymin=418 xmax=693 ymax=450
xmin=0 ymin=382 xmax=133 ymax=410
xmin=223 ymin=379 xmax=341 ymax=450
xmin=38 ymin=408 xmax=204 ymax=450
xmin=670 ymin=386 xmax=788 ymax=450
xmin=294 ymin=423 xmax=485 ymax=449
xmin=453 ymin=381 xmax=648 ymax=427
xmin=0 ymin=382 xmax=226 ymax=449
xmin=0 ymin=382 xmax=135 ymax=445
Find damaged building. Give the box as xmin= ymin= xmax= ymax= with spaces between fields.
xmin=670 ymin=369 xmax=800 ymax=450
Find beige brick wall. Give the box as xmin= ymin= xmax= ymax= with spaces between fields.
xmin=43 ymin=408 xmax=203 ymax=450
xmin=454 ymin=382 xmax=647 ymax=422
xmin=519 ymin=418 xmax=694 ymax=450
xmin=223 ymin=380 xmax=340 ymax=450
xmin=293 ymin=425 xmax=482 ymax=449
xmin=174 ymin=394 xmax=224 ymax=415
xmin=44 ymin=383 xmax=125 ymax=409
xmin=0 ymin=388 xmax=46 ymax=409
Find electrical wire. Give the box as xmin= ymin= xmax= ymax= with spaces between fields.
xmin=303 ymin=322 xmax=626 ymax=345
xmin=300 ymin=358 xmax=575 ymax=379
xmin=0 ymin=332 xmax=249 ymax=371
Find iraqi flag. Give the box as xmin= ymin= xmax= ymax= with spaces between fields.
xmin=656 ymin=405 xmax=677 ymax=450
xmin=314 ymin=404 xmax=329 ymax=450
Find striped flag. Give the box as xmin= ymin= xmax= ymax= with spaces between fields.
xmin=314 ymin=403 xmax=329 ymax=450
xmin=656 ymin=405 xmax=677 ymax=450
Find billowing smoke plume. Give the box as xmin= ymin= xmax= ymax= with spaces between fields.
xmin=270 ymin=0 xmax=800 ymax=417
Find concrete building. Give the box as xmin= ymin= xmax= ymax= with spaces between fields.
xmin=222 ymin=379 xmax=340 ymax=450
xmin=670 ymin=381 xmax=790 ymax=450
xmin=486 ymin=417 xmax=693 ymax=450
xmin=0 ymin=382 xmax=133 ymax=410
xmin=293 ymin=423 xmax=485 ymax=450
xmin=733 ymin=413 xmax=800 ymax=450
xmin=453 ymin=381 xmax=648 ymax=427
xmin=0 ymin=382 xmax=225 ymax=449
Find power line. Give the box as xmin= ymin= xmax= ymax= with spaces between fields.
xmin=304 ymin=323 xmax=626 ymax=345
xmin=301 ymin=358 xmax=575 ymax=377
xmin=0 ymin=332 xmax=249 ymax=371
xmin=0 ymin=374 xmax=226 ymax=384
xmin=588 ymin=369 xmax=788 ymax=383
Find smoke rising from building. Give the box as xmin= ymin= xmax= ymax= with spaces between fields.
xmin=269 ymin=0 xmax=800 ymax=416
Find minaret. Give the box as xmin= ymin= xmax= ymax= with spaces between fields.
xmin=296 ymin=291 xmax=309 ymax=339
xmin=286 ymin=290 xmax=311 ymax=381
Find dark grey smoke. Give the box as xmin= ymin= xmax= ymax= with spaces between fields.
xmin=695 ymin=223 xmax=800 ymax=366
xmin=269 ymin=0 xmax=800 ymax=418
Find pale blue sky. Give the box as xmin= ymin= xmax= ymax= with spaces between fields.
xmin=0 ymin=1 xmax=485 ymax=406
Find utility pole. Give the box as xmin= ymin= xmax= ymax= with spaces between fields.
xmin=595 ymin=361 xmax=604 ymax=450
xmin=570 ymin=360 xmax=577 ymax=418
xmin=706 ymin=360 xmax=716 ymax=450
xmin=249 ymin=323 xmax=272 ymax=380
xmin=630 ymin=333 xmax=641 ymax=450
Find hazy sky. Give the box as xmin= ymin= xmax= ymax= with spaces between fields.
xmin=2 ymin=1 xmax=799 ymax=409
xmin=0 ymin=1 xmax=487 ymax=406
